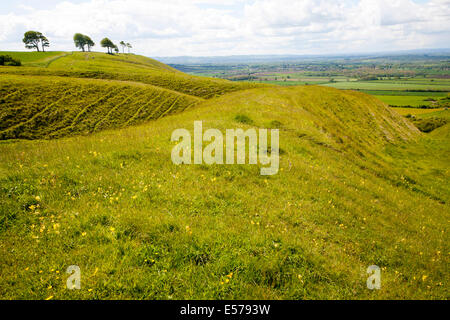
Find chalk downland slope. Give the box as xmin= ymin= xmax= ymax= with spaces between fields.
xmin=0 ymin=74 xmax=201 ymax=140
xmin=0 ymin=53 xmax=448 ymax=300
xmin=0 ymin=51 xmax=68 ymax=67
xmin=0 ymin=52 xmax=264 ymax=99
xmin=0 ymin=52 xmax=267 ymax=140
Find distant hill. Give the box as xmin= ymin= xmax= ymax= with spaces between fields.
xmin=155 ymin=49 xmax=450 ymax=65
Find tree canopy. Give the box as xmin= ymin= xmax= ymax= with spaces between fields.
xmin=100 ymin=38 xmax=116 ymax=54
xmin=74 ymin=33 xmax=95 ymax=52
xmin=120 ymin=41 xmax=126 ymax=53
xmin=23 ymin=31 xmax=49 ymax=52
xmin=85 ymin=36 xmax=95 ymax=52
xmin=21 ymin=32 xmax=128 ymax=55
xmin=41 ymin=35 xmax=50 ymax=52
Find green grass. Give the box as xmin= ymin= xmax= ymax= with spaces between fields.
xmin=48 ymin=52 xmax=177 ymax=73
xmin=0 ymin=51 xmax=68 ymax=67
xmin=237 ymin=77 xmax=449 ymax=108
xmin=255 ymin=80 xmax=329 ymax=86
xmin=360 ymin=90 xmax=448 ymax=97
xmin=375 ymin=95 xmax=436 ymax=107
xmin=0 ymin=52 xmax=265 ymax=99
xmin=390 ymin=107 xmax=445 ymax=116
xmin=324 ymin=81 xmax=450 ymax=91
xmin=417 ymin=109 xmax=450 ymax=120
xmin=0 ymin=52 xmax=266 ymax=141
xmin=0 ymin=53 xmax=448 ymax=300
xmin=0 ymin=74 xmax=201 ymax=140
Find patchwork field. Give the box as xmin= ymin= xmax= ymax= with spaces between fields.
xmin=324 ymin=80 xmax=450 ymax=91
xmin=174 ymin=59 xmax=450 ymax=112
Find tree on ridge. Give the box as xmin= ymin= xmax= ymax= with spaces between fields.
xmin=74 ymin=34 xmax=95 ymax=52
xmin=100 ymin=38 xmax=116 ymax=54
xmin=74 ymin=33 xmax=86 ymax=52
xmin=23 ymin=31 xmax=49 ymax=52
xmin=120 ymin=41 xmax=126 ymax=53
xmin=85 ymin=36 xmax=95 ymax=52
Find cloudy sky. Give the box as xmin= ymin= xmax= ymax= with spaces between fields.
xmin=1 ymin=0 xmax=449 ymax=57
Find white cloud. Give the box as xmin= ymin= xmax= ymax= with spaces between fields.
xmin=0 ymin=0 xmax=449 ymax=56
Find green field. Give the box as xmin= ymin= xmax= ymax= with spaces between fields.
xmin=0 ymin=52 xmax=449 ymax=300
xmin=415 ymin=108 xmax=450 ymax=120
xmin=179 ymin=62 xmax=450 ymax=110
xmin=390 ymin=107 xmax=445 ymax=116
xmin=262 ymin=80 xmax=450 ymax=108
xmin=256 ymin=80 xmax=328 ymax=86
xmin=0 ymin=51 xmax=68 ymax=67
xmin=323 ymin=80 xmax=450 ymax=91
xmin=360 ymin=90 xmax=448 ymax=97
xmin=375 ymin=95 xmax=435 ymax=107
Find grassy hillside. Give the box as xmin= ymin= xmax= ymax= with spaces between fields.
xmin=0 ymin=51 xmax=68 ymax=67
xmin=0 ymin=52 xmax=448 ymax=300
xmin=0 ymin=51 xmax=267 ymax=140
xmin=1 ymin=84 xmax=448 ymax=300
xmin=48 ymin=51 xmax=178 ymax=73
xmin=0 ymin=74 xmax=201 ymax=140
xmin=0 ymin=52 xmax=264 ymax=99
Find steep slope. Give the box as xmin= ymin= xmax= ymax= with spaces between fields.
xmin=1 ymin=84 xmax=447 ymax=300
xmin=0 ymin=74 xmax=201 ymax=140
xmin=0 ymin=52 xmax=267 ymax=140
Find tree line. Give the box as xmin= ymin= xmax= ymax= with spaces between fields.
xmin=22 ymin=31 xmax=132 ymax=55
